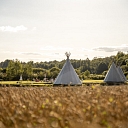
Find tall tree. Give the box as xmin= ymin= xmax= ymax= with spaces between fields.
xmin=96 ymin=62 xmax=108 ymax=74
xmin=6 ymin=60 xmax=22 ymax=80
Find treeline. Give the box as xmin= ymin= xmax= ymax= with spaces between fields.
xmin=0 ymin=51 xmax=128 ymax=81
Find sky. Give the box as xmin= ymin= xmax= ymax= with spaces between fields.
xmin=0 ymin=0 xmax=128 ymax=62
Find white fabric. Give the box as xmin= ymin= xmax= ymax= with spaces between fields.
xmin=54 ymin=58 xmax=82 ymax=85
xmin=104 ymin=62 xmax=124 ymax=83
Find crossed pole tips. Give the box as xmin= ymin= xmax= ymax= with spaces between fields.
xmin=65 ymin=52 xmax=71 ymax=59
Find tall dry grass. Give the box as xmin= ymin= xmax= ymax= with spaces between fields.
xmin=0 ymin=85 xmax=128 ymax=128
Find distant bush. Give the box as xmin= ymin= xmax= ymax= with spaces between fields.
xmin=89 ymin=74 xmax=105 ymax=80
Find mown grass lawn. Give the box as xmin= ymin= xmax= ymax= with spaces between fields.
xmin=0 ymin=81 xmax=52 ymax=86
xmin=1 ymin=80 xmax=103 ymax=83
xmin=0 ymin=80 xmax=127 ymax=86
xmin=82 ymin=80 xmax=104 ymax=83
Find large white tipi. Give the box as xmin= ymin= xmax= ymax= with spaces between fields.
xmin=104 ymin=62 xmax=124 ymax=83
xmin=53 ymin=52 xmax=82 ymax=85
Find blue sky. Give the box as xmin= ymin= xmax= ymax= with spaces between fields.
xmin=0 ymin=0 xmax=128 ymax=62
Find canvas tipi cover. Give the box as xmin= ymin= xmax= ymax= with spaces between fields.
xmin=104 ymin=62 xmax=124 ymax=83
xmin=53 ymin=52 xmax=82 ymax=85
xmin=117 ymin=66 xmax=127 ymax=82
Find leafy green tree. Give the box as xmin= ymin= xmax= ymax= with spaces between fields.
xmin=0 ymin=59 xmax=10 ymax=68
xmin=75 ymin=69 xmax=81 ymax=75
xmin=6 ymin=60 xmax=14 ymax=80
xmin=84 ymin=70 xmax=90 ymax=77
xmin=49 ymin=67 xmax=60 ymax=79
xmin=6 ymin=59 xmax=22 ymax=80
xmin=1 ymin=51 xmax=128 ymax=81
xmin=23 ymin=61 xmax=33 ymax=80
xmin=33 ymin=68 xmax=44 ymax=73
xmin=96 ymin=62 xmax=108 ymax=74
xmin=116 ymin=51 xmax=125 ymax=60
xmin=46 ymin=70 xmax=51 ymax=79
xmin=50 ymin=67 xmax=60 ymax=72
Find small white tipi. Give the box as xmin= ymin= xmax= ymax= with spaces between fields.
xmin=19 ymin=74 xmax=23 ymax=81
xmin=104 ymin=62 xmax=124 ymax=83
xmin=53 ymin=52 xmax=82 ymax=85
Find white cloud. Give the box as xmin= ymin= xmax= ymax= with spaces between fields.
xmin=32 ymin=27 xmax=37 ymax=31
xmin=93 ymin=44 xmax=128 ymax=52
xmin=0 ymin=25 xmax=27 ymax=32
xmin=81 ymin=48 xmax=94 ymax=52
xmin=40 ymin=46 xmax=73 ymax=51
xmin=21 ymin=52 xmax=41 ymax=56
xmin=1 ymin=51 xmax=11 ymax=53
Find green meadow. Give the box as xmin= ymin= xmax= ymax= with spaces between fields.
xmin=0 ymin=81 xmax=52 ymax=86
xmin=0 ymin=80 xmax=123 ymax=86
xmin=0 ymin=80 xmax=127 ymax=87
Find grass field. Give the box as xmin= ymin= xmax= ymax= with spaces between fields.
xmin=0 ymin=80 xmax=105 ymax=86
xmin=0 ymin=81 xmax=52 ymax=87
xmin=1 ymin=80 xmax=128 ymax=87
xmin=82 ymin=80 xmax=104 ymax=83
xmin=0 ymin=85 xmax=128 ymax=128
